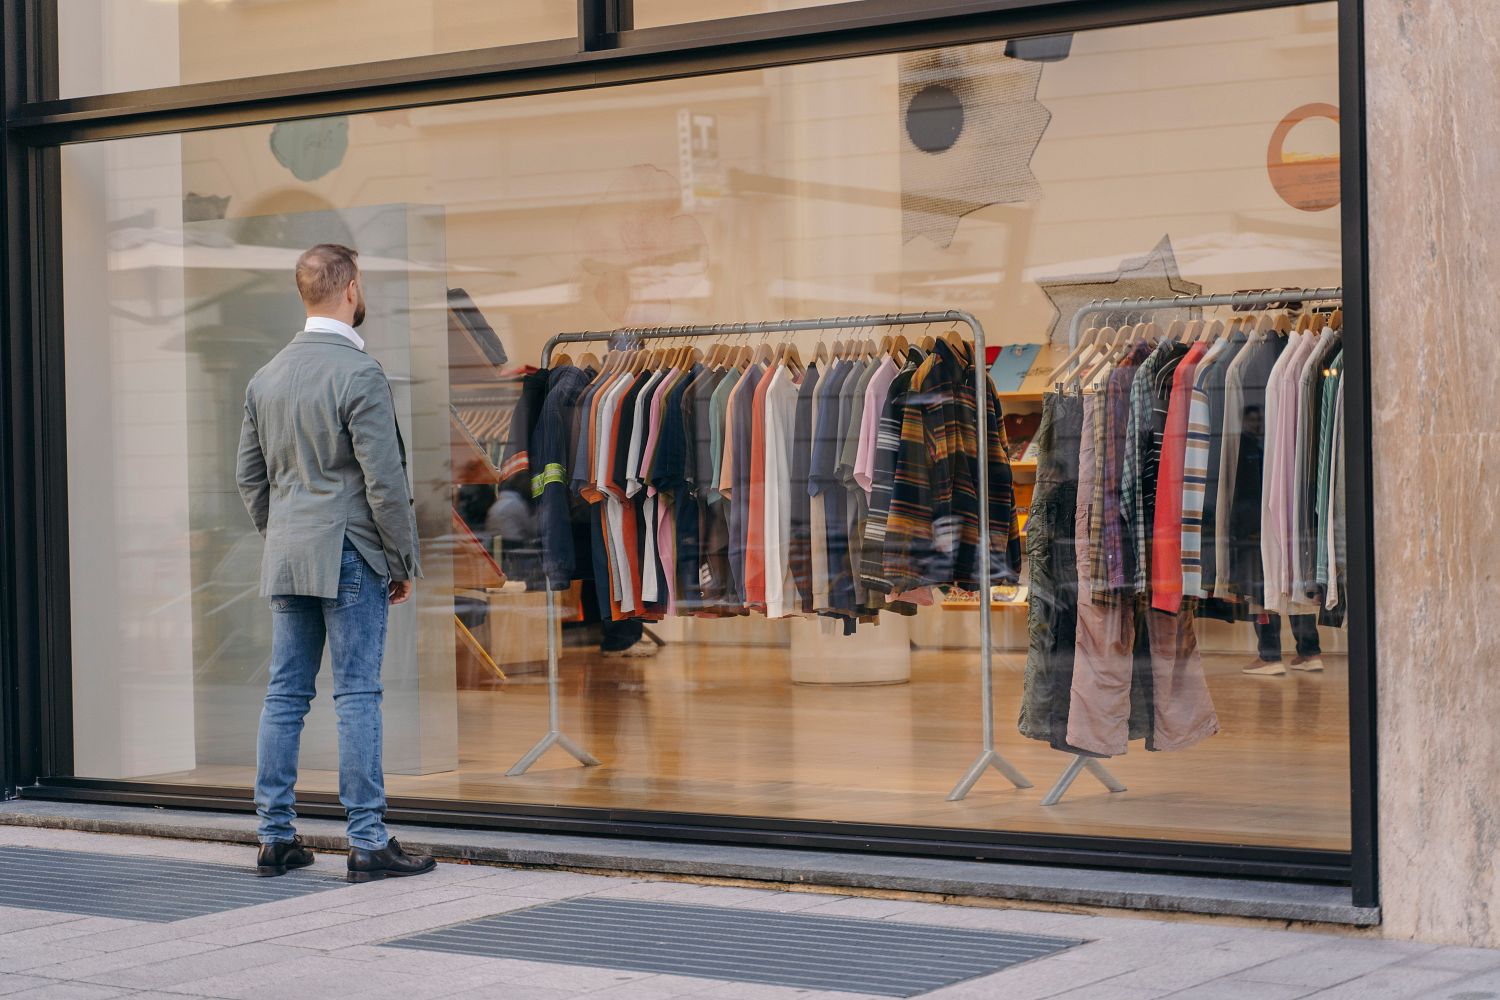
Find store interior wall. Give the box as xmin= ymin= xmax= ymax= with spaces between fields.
xmin=1366 ymin=0 xmax=1500 ymax=949
xmin=61 ymin=136 xmax=198 ymax=778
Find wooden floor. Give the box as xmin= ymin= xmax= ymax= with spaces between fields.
xmin=144 ymin=641 xmax=1352 ymax=852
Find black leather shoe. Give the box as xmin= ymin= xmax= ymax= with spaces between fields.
xmin=346 ymin=837 xmax=437 ymax=883
xmin=256 ymin=837 xmax=315 ymax=877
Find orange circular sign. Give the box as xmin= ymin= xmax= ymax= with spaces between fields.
xmin=1267 ymin=102 xmax=1341 ymax=212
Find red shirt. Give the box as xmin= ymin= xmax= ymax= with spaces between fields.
xmin=1151 ymin=341 xmax=1208 ymax=613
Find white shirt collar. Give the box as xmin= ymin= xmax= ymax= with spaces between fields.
xmin=304 ymin=315 xmax=365 ymax=351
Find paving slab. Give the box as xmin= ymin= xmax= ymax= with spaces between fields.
xmin=0 ymin=825 xmax=1491 ymax=1000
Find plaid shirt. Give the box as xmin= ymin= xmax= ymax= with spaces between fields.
xmin=885 ymin=345 xmax=960 ymax=592
xmin=1120 ymin=340 xmax=1173 ymax=594
xmin=1084 ymin=388 xmax=1109 ymax=596
xmin=990 ymin=378 xmax=1025 ymax=581
xmin=1092 ymin=343 xmax=1148 ymax=600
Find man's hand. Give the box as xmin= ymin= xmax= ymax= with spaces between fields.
xmin=388 ymin=580 xmax=414 ymax=606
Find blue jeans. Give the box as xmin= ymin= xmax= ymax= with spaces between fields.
xmin=256 ymin=538 xmax=390 ymax=850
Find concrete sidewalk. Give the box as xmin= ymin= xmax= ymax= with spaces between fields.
xmin=0 ymin=825 xmax=1494 ymax=1000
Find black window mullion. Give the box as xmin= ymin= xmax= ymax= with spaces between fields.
xmin=580 ymin=0 xmax=632 ymax=51
xmin=7 ymin=0 xmax=1314 ymax=141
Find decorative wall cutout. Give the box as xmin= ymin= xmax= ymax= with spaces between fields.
xmin=269 ymin=117 xmax=349 ymax=182
xmin=1267 ymin=102 xmax=1341 ymax=212
xmin=1036 ymin=235 xmax=1202 ymax=345
xmin=899 ymin=44 xmax=1051 ymax=248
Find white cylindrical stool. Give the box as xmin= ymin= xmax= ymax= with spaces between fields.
xmin=788 ymin=612 xmax=912 ymax=685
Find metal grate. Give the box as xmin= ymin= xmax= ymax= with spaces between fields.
xmin=384 ymin=897 xmax=1079 ymax=996
xmin=0 ymin=846 xmax=341 ymax=923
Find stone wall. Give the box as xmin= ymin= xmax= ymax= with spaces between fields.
xmin=1368 ymin=0 xmax=1500 ymax=947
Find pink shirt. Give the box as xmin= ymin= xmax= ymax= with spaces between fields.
xmin=1261 ymin=332 xmax=1318 ymax=612
xmin=641 ymin=367 xmax=680 ymax=498
xmin=854 ymin=358 xmax=899 ymax=494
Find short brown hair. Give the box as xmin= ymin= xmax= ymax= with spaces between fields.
xmin=295 ymin=243 xmax=360 ymax=307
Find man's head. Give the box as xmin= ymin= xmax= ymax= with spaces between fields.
xmin=295 ymin=243 xmax=365 ymax=328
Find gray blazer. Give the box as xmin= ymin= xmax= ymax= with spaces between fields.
xmin=236 ymin=329 xmax=422 ymax=598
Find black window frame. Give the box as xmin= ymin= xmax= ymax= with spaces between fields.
xmin=0 ymin=0 xmax=1379 ymax=909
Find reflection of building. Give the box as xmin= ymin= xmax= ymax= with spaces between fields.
xmin=4 ymin=0 xmax=1498 ymax=955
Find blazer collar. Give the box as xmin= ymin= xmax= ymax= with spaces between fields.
xmin=292 ymin=329 xmax=366 ymax=351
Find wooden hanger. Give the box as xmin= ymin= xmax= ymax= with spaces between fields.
xmin=889 ymin=334 xmax=908 ymax=362
xmin=1047 ymin=312 xmax=1103 ymax=385
xmin=1329 ymin=307 xmax=1343 ymax=331
xmin=783 ymin=341 xmax=804 ymax=376
xmin=1069 ymin=324 xmax=1115 ymax=388
xmin=812 ymin=337 xmax=829 ymax=366
xmin=1201 ymin=315 xmax=1224 ymax=343
xmin=942 ymin=327 xmax=970 ymax=362
xmin=554 ymin=351 xmax=573 ymax=367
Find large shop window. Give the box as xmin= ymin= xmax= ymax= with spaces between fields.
xmin=55 ymin=0 xmax=575 ymax=98
xmin=60 ymin=3 xmax=1348 ymax=852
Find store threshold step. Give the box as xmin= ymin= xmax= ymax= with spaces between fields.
xmin=0 ymin=798 xmax=1377 ymax=928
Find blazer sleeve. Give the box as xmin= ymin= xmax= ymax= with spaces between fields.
xmin=345 ymin=365 xmax=422 ymax=581
xmin=235 ymin=392 xmax=270 ymax=536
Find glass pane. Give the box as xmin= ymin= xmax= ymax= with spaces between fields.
xmin=633 ymin=0 xmax=847 ymax=29
xmin=62 ymin=2 xmax=1346 ymax=851
xmin=56 ymin=0 xmax=575 ymax=98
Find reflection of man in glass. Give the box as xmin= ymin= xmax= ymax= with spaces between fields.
xmin=235 ymin=244 xmax=436 ymax=882
xmin=1236 ymin=405 xmax=1324 ymax=678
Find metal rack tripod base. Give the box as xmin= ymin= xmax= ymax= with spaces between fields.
xmin=1040 ymin=753 xmax=1126 ymax=806
xmin=947 ymin=750 xmax=1033 ymax=801
xmin=506 ymin=731 xmax=600 ymax=776
xmin=505 ymin=589 xmax=601 ymax=777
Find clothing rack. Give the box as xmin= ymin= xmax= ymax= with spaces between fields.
xmin=1042 ymin=285 xmax=1344 ymax=807
xmin=509 ymin=310 xmax=1033 ymax=801
xmin=1066 ymin=286 xmax=1343 ymax=348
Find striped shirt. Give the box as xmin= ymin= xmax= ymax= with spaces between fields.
xmin=1179 ymin=336 xmax=1232 ymax=598
xmin=859 ymin=364 xmax=917 ymax=594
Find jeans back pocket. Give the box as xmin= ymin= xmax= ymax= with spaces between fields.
xmin=328 ymin=547 xmax=365 ymax=610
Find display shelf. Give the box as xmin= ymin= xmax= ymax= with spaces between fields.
xmin=450 ymin=413 xmax=501 ymax=485
xmin=1011 ymin=460 xmax=1038 ymax=474
xmin=941 ymin=601 xmax=1031 ymax=611
xmin=997 ymin=390 xmax=1044 ymax=405
xmin=940 ymin=585 xmax=1029 ymax=611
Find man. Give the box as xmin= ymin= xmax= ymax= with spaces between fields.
xmin=236 ymin=243 xmax=436 ymax=883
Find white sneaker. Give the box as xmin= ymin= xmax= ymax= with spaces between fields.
xmin=1242 ymin=660 xmax=1287 ymax=677
xmin=1289 ymin=655 xmax=1325 ymax=672
xmin=601 ymin=639 xmax=660 ymax=659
